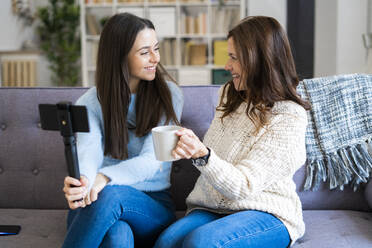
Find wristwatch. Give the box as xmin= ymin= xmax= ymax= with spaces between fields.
xmin=191 ymin=147 xmax=211 ymax=167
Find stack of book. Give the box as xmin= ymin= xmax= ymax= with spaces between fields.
xmin=180 ymin=12 xmax=207 ymax=35
xmin=159 ymin=39 xmax=177 ymax=66
xmin=85 ymin=0 xmax=113 ymax=3
xmin=181 ymin=40 xmax=207 ymax=66
xmin=149 ymin=0 xmax=176 ymax=2
xmin=180 ymin=0 xmax=206 ymax=2
xmin=213 ymin=40 xmax=228 ymax=66
xmin=117 ymin=0 xmax=143 ymax=3
xmin=210 ymin=7 xmax=240 ymax=34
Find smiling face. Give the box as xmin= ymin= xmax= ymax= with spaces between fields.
xmin=224 ymin=37 xmax=246 ymax=91
xmin=127 ymin=28 xmax=160 ymax=92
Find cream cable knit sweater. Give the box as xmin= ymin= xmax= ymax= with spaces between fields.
xmin=186 ymin=89 xmax=308 ymax=246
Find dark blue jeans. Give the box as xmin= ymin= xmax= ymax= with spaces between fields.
xmin=62 ymin=185 xmax=175 ymax=248
xmin=154 ymin=209 xmax=290 ymax=248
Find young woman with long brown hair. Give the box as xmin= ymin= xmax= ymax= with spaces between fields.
xmin=155 ymin=16 xmax=310 ymax=248
xmin=62 ymin=13 xmax=183 ymax=248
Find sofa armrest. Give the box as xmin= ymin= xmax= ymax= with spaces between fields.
xmin=365 ymin=179 xmax=372 ymax=208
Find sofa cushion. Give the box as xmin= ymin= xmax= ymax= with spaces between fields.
xmin=0 ymin=87 xmax=88 ymax=209
xmin=365 ymin=180 xmax=372 ymax=208
xmin=294 ymin=166 xmax=370 ymax=211
xmin=1 ymin=209 xmax=371 ymax=248
xmin=0 ymin=209 xmax=67 ymax=248
xmin=171 ymin=158 xmax=371 ymax=212
xmin=294 ymin=210 xmax=372 ymax=248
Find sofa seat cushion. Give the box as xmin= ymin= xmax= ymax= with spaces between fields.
xmin=1 ymin=209 xmax=371 ymax=247
xmin=294 ymin=210 xmax=372 ymax=247
xmin=0 ymin=209 xmax=67 ymax=248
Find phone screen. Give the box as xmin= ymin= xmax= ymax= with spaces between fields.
xmin=0 ymin=225 xmax=21 ymax=235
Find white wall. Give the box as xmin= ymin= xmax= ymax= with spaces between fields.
xmin=247 ymin=0 xmax=369 ymax=77
xmin=247 ymin=0 xmax=287 ymax=30
xmin=314 ymin=0 xmax=338 ymax=76
xmin=314 ymin=0 xmax=369 ymax=77
xmin=337 ymin=0 xmax=368 ymax=74
xmin=368 ymin=0 xmax=372 ymax=33
xmin=0 ymin=0 xmax=52 ymax=86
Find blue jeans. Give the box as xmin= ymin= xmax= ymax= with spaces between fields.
xmin=154 ymin=209 xmax=290 ymax=248
xmin=62 ymin=185 xmax=176 ymax=248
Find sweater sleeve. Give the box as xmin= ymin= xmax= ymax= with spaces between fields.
xmin=75 ymin=92 xmax=104 ymax=189
xmin=196 ymin=112 xmax=307 ymax=200
xmin=98 ymin=82 xmax=184 ymax=185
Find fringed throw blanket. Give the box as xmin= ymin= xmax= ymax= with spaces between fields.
xmin=297 ymin=74 xmax=372 ymax=191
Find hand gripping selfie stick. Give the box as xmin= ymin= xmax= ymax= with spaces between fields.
xmin=38 ymin=102 xmax=90 ymax=180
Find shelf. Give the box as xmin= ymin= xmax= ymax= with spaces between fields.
xmin=116 ymin=3 xmax=146 ymax=7
xmin=80 ymin=0 xmax=244 ymax=86
xmin=85 ymin=3 xmax=115 ymax=8
xmin=210 ymin=1 xmax=240 ymax=6
xmin=179 ymin=34 xmax=208 ymax=38
xmin=148 ymin=2 xmax=177 ymax=6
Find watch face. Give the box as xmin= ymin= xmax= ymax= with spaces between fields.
xmin=192 ymin=158 xmax=206 ymax=167
xmin=199 ymin=159 xmax=206 ymax=166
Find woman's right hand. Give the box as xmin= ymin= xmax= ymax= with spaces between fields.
xmin=63 ymin=176 xmax=89 ymax=210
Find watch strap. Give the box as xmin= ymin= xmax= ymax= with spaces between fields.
xmin=191 ymin=147 xmax=211 ymax=167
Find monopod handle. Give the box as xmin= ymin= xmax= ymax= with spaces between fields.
xmin=63 ymin=136 xmax=81 ymax=180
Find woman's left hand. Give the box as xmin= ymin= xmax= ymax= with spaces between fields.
xmin=84 ymin=173 xmax=110 ymax=206
xmin=172 ymin=128 xmax=209 ymax=160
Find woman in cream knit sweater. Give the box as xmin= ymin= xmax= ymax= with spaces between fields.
xmin=154 ymin=16 xmax=310 ymax=248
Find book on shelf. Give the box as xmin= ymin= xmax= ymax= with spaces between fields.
xmin=181 ymin=12 xmax=207 ymax=35
xmin=159 ymin=39 xmax=176 ymax=66
xmin=182 ymin=40 xmax=192 ymax=65
xmin=91 ymin=41 xmax=99 ymax=67
xmin=117 ymin=0 xmax=143 ymax=3
xmin=181 ymin=40 xmax=207 ymax=65
xmin=86 ymin=13 xmax=100 ymax=35
xmin=181 ymin=0 xmax=205 ymax=2
xmin=149 ymin=0 xmax=176 ymax=2
xmin=212 ymin=69 xmax=231 ymax=85
xmin=85 ymin=0 xmax=113 ymax=4
xmin=189 ymin=44 xmax=207 ymax=65
xmin=213 ymin=40 xmax=228 ymax=65
xmin=211 ymin=7 xmax=240 ymax=34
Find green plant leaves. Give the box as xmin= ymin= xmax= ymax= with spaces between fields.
xmin=37 ymin=0 xmax=81 ymax=86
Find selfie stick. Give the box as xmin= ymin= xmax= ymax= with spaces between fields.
xmin=56 ymin=102 xmax=80 ymax=179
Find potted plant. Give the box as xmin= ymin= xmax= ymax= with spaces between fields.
xmin=37 ymin=0 xmax=80 ymax=86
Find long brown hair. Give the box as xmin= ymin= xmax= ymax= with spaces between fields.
xmin=218 ymin=16 xmax=310 ymax=131
xmin=96 ymin=13 xmax=180 ymax=160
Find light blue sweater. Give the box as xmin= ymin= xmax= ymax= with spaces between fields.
xmin=75 ymin=82 xmax=183 ymax=192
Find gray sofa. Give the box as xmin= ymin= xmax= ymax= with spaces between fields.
xmin=0 ymin=86 xmax=371 ymax=248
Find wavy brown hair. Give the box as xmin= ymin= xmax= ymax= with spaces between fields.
xmin=96 ymin=13 xmax=180 ymax=160
xmin=218 ymin=16 xmax=310 ymax=132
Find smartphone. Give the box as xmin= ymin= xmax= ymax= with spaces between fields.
xmin=0 ymin=225 xmax=21 ymax=236
xmin=38 ymin=104 xmax=89 ymax=133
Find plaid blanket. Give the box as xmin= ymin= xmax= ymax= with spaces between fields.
xmin=297 ymin=74 xmax=372 ymax=191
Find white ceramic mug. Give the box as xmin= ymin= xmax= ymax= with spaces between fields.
xmin=152 ymin=125 xmax=181 ymax=161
